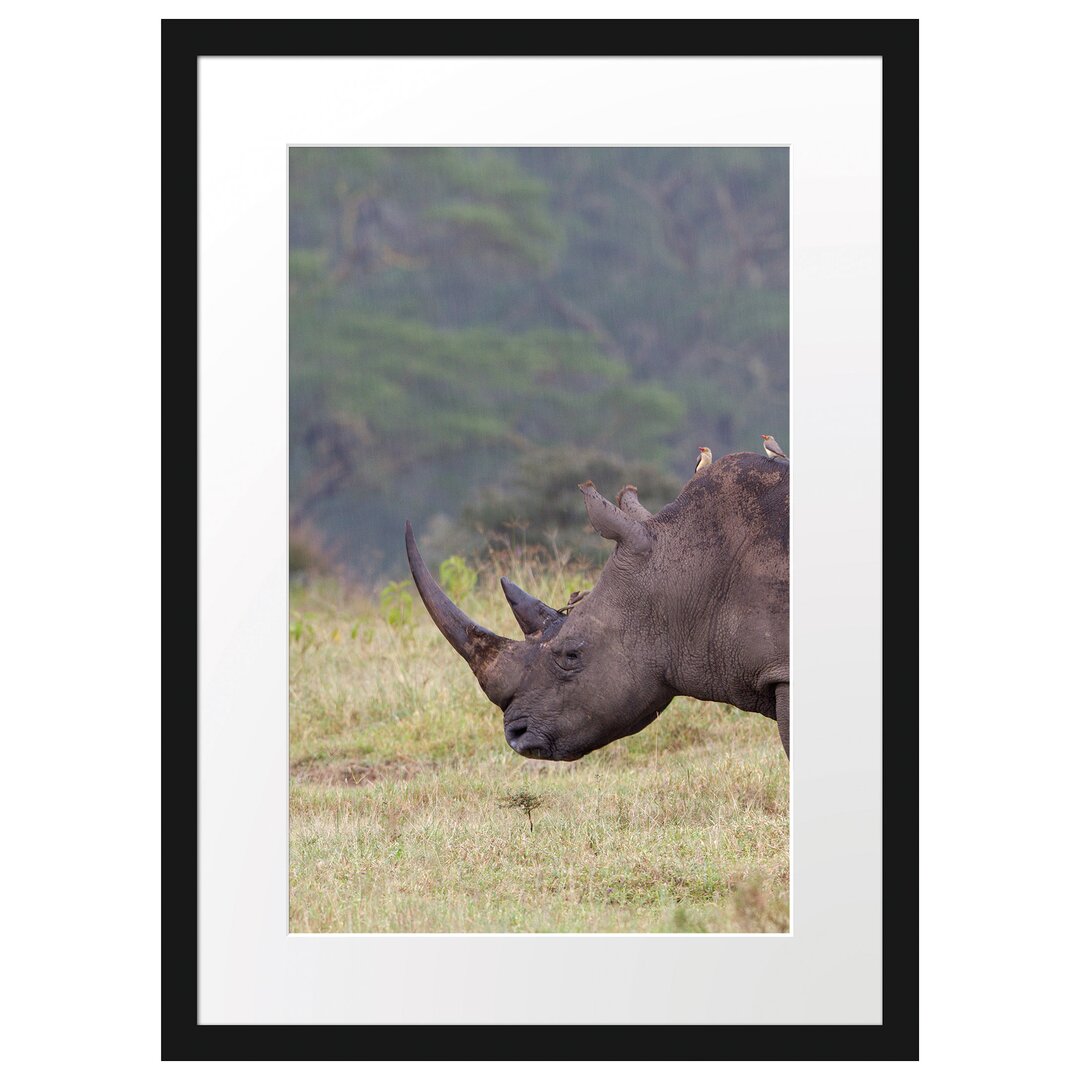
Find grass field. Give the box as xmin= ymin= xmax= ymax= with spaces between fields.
xmin=290 ymin=553 xmax=789 ymax=933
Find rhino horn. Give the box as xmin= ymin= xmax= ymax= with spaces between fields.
xmin=579 ymin=481 xmax=652 ymax=555
xmin=404 ymin=522 xmax=519 ymax=705
xmin=500 ymin=577 xmax=564 ymax=635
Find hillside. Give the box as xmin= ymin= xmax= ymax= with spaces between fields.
xmin=290 ymin=147 xmax=789 ymax=578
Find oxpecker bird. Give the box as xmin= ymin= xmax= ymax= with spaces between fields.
xmin=761 ymin=434 xmax=787 ymax=460
xmin=694 ymin=446 xmax=712 ymax=473
xmin=557 ymin=589 xmax=590 ymax=616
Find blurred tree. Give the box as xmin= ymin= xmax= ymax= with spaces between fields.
xmin=288 ymin=147 xmax=788 ymax=578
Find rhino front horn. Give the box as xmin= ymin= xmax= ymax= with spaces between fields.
xmin=404 ymin=522 xmax=519 ymax=706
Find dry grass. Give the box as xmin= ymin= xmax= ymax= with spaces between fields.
xmin=290 ymin=560 xmax=789 ymax=933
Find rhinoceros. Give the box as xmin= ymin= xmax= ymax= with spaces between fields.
xmin=404 ymin=451 xmax=790 ymax=761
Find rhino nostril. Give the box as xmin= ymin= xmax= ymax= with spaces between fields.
xmin=505 ymin=718 xmax=528 ymax=742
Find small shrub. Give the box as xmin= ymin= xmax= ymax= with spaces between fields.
xmin=379 ymin=580 xmax=414 ymax=627
xmin=438 ymin=555 xmax=477 ymax=605
xmin=497 ymin=790 xmax=544 ymax=832
xmin=289 ymin=614 xmax=317 ymax=653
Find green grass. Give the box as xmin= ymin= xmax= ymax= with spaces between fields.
xmin=290 ymin=557 xmax=789 ymax=933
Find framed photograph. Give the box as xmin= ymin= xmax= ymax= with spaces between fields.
xmin=164 ymin=20 xmax=917 ymax=1059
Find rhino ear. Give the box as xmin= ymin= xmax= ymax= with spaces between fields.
xmin=579 ymin=481 xmax=652 ymax=556
xmin=616 ymin=484 xmax=652 ymax=523
xmin=500 ymin=577 xmax=563 ymax=635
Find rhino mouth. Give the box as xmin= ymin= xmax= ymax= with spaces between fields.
xmin=513 ymin=741 xmax=551 ymax=760
xmin=503 ymin=714 xmax=582 ymax=761
xmin=516 ymin=743 xmax=584 ymax=763
xmin=504 ymin=714 xmax=549 ymax=758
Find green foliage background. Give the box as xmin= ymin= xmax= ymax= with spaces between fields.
xmin=290 ymin=147 xmax=789 ymax=580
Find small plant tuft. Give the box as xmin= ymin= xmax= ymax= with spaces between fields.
xmin=438 ymin=555 xmax=478 ymax=605
xmin=379 ymin=580 xmax=414 ymax=627
xmin=290 ymin=614 xmax=317 ymax=653
xmin=497 ymin=790 xmax=544 ymax=832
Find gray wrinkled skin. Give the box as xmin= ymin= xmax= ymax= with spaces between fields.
xmin=405 ymin=452 xmax=789 ymax=761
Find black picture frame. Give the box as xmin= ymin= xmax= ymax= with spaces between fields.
xmin=163 ymin=19 xmax=917 ymax=1061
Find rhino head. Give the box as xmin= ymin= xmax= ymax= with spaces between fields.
xmin=404 ymin=481 xmax=675 ymax=761
xmin=406 ymin=454 xmax=791 ymax=761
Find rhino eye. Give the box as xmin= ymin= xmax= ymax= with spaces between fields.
xmin=554 ymin=645 xmax=584 ymax=672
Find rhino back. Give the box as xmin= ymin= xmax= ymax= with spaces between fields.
xmin=650 ymin=452 xmax=789 ymax=711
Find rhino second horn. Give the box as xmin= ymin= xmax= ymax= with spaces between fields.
xmin=404 ymin=522 xmax=517 ymax=703
xmin=500 ymin=577 xmax=564 ymax=636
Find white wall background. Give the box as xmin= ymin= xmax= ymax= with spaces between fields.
xmin=1 ymin=2 xmax=1077 ymax=1076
